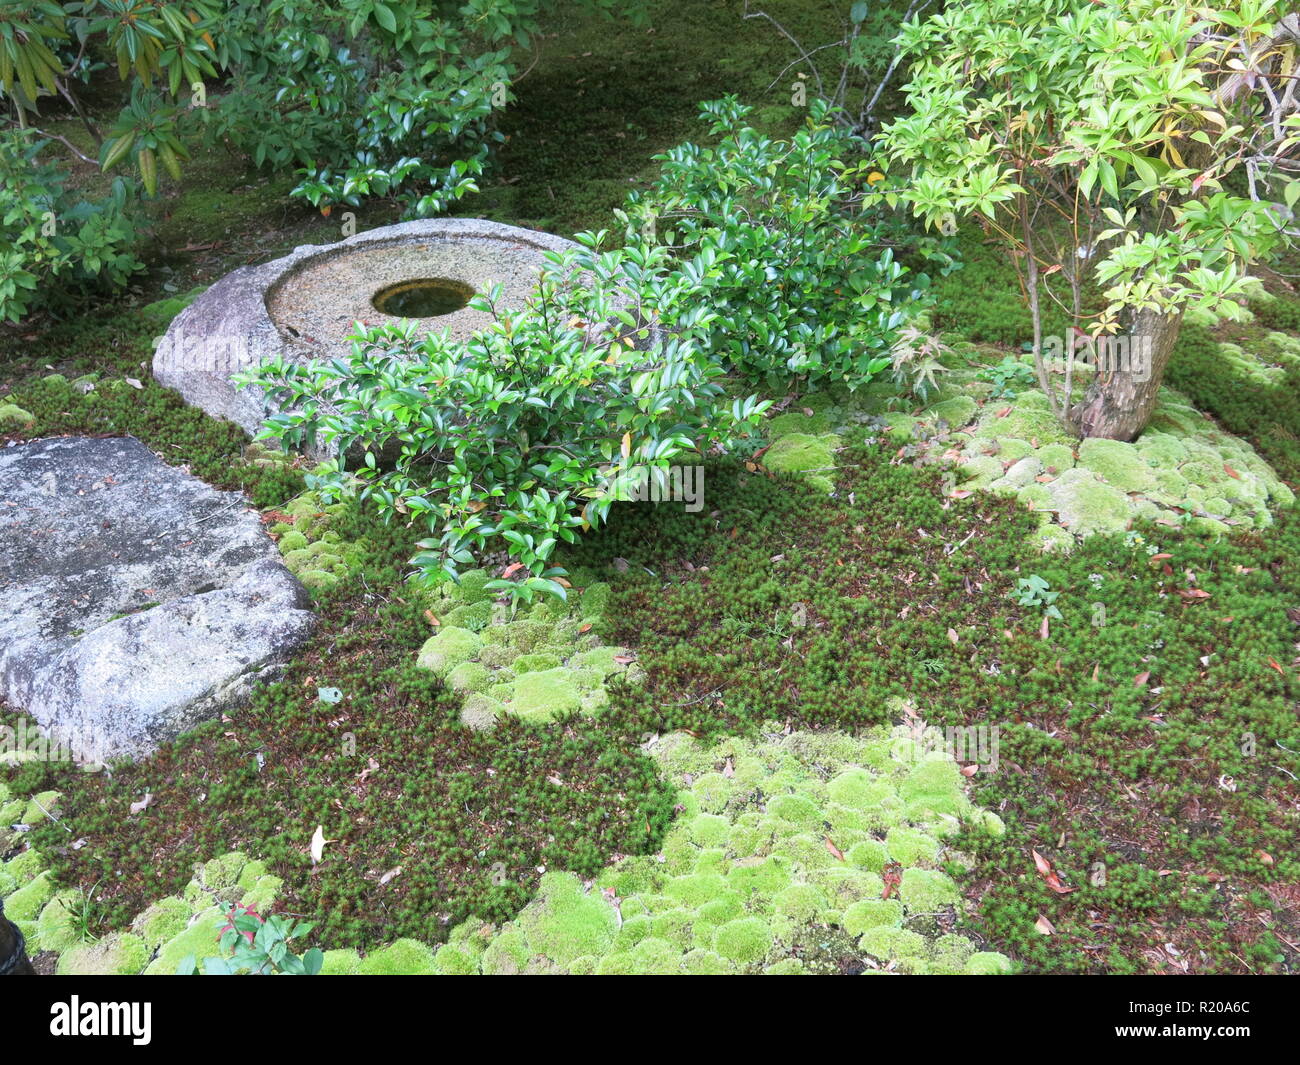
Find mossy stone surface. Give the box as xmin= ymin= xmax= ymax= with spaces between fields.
xmin=416 ymin=626 xmax=484 ymax=676
xmin=764 ymin=432 xmax=841 ymax=494
xmin=507 ymin=668 xmax=584 ymax=721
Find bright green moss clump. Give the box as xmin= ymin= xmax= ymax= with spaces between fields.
xmin=25 ymin=726 xmax=995 ymax=976
xmin=763 ymin=432 xmax=841 ymax=495
xmin=407 ymin=726 xmax=1012 ymax=975
xmin=0 ymin=403 xmax=35 ymax=431
xmin=268 ymin=489 xmax=363 ymax=593
xmin=949 ymin=385 xmax=1291 ymax=542
xmin=415 ymin=575 xmax=635 ymax=728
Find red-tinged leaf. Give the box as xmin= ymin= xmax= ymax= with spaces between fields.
xmin=1178 ymin=588 xmax=1211 ymax=601
xmin=1149 ymin=553 xmax=1172 ymax=562
xmin=578 ymin=622 xmax=593 ymax=634
xmin=1266 ymin=657 xmax=1286 ymax=675
xmin=1224 ymin=463 xmax=1241 ymax=479
xmin=423 ymin=609 xmax=440 ymax=628
xmin=950 ymin=488 xmax=973 ymax=498
xmin=501 ymin=561 xmax=527 ymax=579
xmin=613 ymin=653 xmax=635 ymax=665
xmin=960 ymin=763 xmax=979 ymax=777
xmin=825 ymin=836 xmax=846 ymax=861
xmin=1134 ymin=671 xmax=1150 ymax=687
xmin=1031 ymin=849 xmax=1075 ymax=894
xmin=882 ymin=862 xmax=903 ymax=900
xmin=995 ymin=406 xmax=1012 ymax=418
xmin=1256 ymin=850 xmax=1274 ymax=866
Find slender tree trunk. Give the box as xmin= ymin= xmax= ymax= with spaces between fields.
xmin=1070 ymin=306 xmax=1183 ymax=441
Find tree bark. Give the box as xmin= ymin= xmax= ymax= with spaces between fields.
xmin=1071 ymin=13 xmax=1299 ymax=442
xmin=1069 ymin=306 xmax=1184 ymax=441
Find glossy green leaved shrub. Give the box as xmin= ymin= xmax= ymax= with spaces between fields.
xmin=624 ymin=96 xmax=936 ymax=389
xmin=0 ymin=129 xmax=143 ymax=323
xmin=239 ymin=234 xmax=770 ymax=601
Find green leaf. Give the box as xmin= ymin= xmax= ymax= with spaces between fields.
xmin=373 ymin=3 xmax=398 ymax=34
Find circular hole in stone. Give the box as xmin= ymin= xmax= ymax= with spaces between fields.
xmin=372 ymin=277 xmax=474 ymax=318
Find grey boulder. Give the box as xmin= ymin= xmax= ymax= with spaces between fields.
xmin=0 ymin=435 xmax=314 ymax=763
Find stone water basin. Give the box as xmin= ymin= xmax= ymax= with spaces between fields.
xmin=153 ymin=218 xmax=577 ymax=447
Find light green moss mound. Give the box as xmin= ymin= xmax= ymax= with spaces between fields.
xmin=416 ymin=626 xmax=484 ymax=676
xmin=419 ymin=570 xmax=633 ymax=729
xmin=945 ymin=384 xmax=1291 ymax=547
xmin=356 ymin=938 xmax=438 ymax=975
xmin=7 ymin=727 xmax=1014 ymax=976
xmin=0 ymin=403 xmax=35 ymax=431
xmin=57 ymin=933 xmax=150 ymax=976
xmin=507 ymin=668 xmax=584 ymax=721
xmin=267 ymin=490 xmax=362 ymax=592
xmin=763 ymin=432 xmax=841 ymax=494
xmin=414 ymin=725 xmax=1012 ymax=975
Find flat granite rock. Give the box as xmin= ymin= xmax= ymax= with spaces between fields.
xmin=153 ymin=218 xmax=577 ymax=448
xmin=0 ymin=436 xmax=314 ymax=763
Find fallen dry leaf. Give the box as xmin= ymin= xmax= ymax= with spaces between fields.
xmin=1031 ymin=848 xmax=1076 ymax=894
xmin=310 ymin=825 xmax=333 ymax=865
xmin=882 ymin=862 xmax=903 ymax=900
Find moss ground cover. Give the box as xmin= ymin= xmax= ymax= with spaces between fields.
xmin=0 ymin=294 xmax=303 ymax=508
xmin=11 ymin=429 xmax=1297 ymax=972
xmin=1167 ymin=311 xmax=1300 ymax=484
xmin=563 ymin=439 xmax=1300 ymax=973
xmin=6 ymin=725 xmax=1015 ymax=976
xmin=6 ymin=503 xmax=676 ymax=949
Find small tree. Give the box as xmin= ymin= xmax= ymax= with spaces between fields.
xmin=882 ymin=0 xmax=1300 ymax=440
